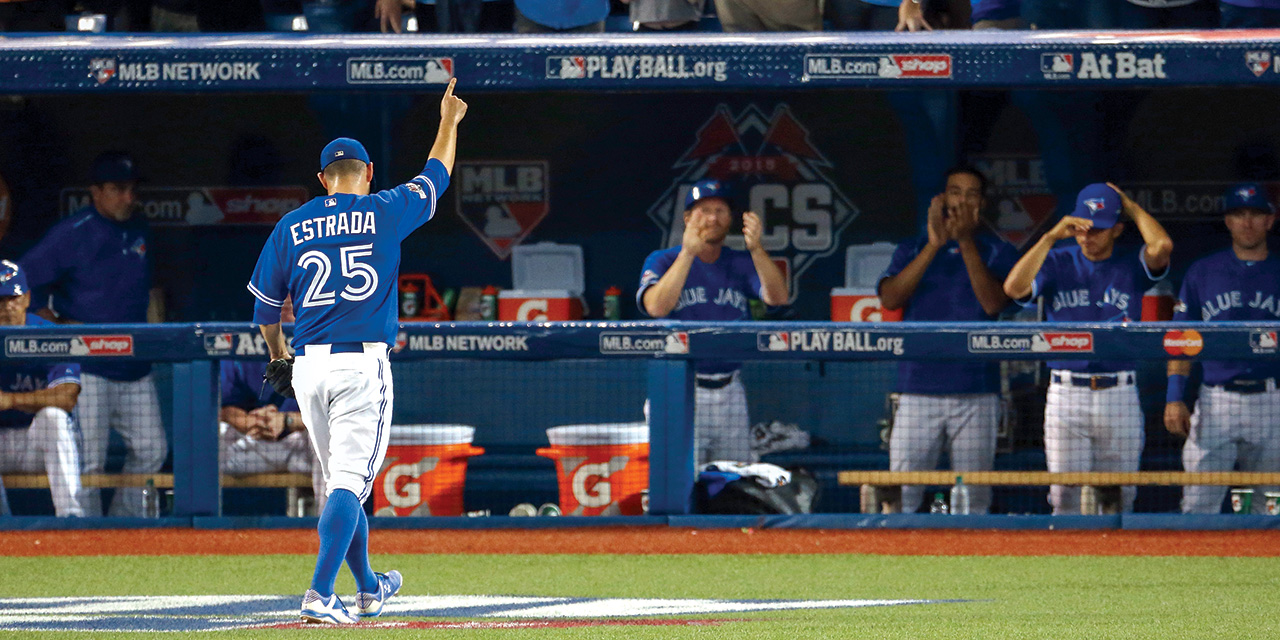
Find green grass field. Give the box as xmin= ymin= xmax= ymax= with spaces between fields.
xmin=1 ymin=553 xmax=1279 ymax=638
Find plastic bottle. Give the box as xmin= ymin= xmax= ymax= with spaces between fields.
xmin=929 ymin=492 xmax=949 ymax=514
xmin=602 ymin=286 xmax=621 ymax=320
xmin=479 ymin=286 xmax=498 ymax=321
xmin=141 ymin=478 xmax=160 ymax=518
xmin=950 ymin=475 xmax=970 ymax=515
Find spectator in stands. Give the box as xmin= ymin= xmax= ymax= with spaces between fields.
xmin=510 ymin=0 xmax=606 ymax=32
xmin=18 ymin=151 xmax=167 ymax=517
xmin=826 ymin=0 xmax=969 ymax=31
xmin=0 ymin=0 xmax=70 ymax=31
xmin=0 ymin=261 xmax=84 ymax=517
xmin=1220 ymin=0 xmax=1280 ymax=27
xmin=621 ymin=0 xmax=702 ymax=31
xmin=220 ymin=297 xmax=324 ymax=511
xmin=1004 ymin=183 xmax=1173 ymax=515
xmin=970 ymin=0 xmax=1021 ymax=29
xmin=878 ymin=167 xmax=1015 ymax=514
xmin=713 ymin=0 xmax=820 ymax=31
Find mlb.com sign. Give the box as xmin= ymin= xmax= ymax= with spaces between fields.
xmin=967 ymin=331 xmax=1093 ymax=354
xmin=599 ymin=332 xmax=689 ymax=355
xmin=803 ymin=54 xmax=951 ymax=80
xmin=4 ymin=334 xmax=134 ymax=357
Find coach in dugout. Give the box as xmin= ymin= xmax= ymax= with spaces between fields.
xmin=0 ymin=261 xmax=84 ymax=517
xmin=220 ymin=298 xmax=325 ymax=512
xmin=639 ymin=179 xmax=789 ymax=465
xmin=1004 ymin=183 xmax=1173 ymax=515
xmin=878 ymin=166 xmax=1016 ymax=514
xmin=18 ymin=151 xmax=167 ymax=517
xmin=1166 ymin=183 xmax=1280 ymax=514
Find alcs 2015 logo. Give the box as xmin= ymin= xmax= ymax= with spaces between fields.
xmin=645 ymin=104 xmax=860 ymax=305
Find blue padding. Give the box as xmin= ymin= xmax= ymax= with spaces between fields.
xmin=1121 ymin=514 xmax=1280 ymax=530
xmin=0 ymin=517 xmax=192 ymax=530
xmin=669 ymin=514 xmax=1123 ymax=530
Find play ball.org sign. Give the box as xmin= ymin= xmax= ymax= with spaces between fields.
xmin=646 ymin=104 xmax=860 ymax=305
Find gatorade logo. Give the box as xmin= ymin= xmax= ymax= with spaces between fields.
xmin=516 ymin=299 xmax=549 ymax=321
xmin=378 ymin=457 xmax=439 ymax=514
xmin=570 ymin=456 xmax=630 ymax=509
xmin=1163 ymin=329 xmax=1203 ymax=356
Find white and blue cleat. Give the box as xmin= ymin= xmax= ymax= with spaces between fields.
xmin=354 ymin=570 xmax=403 ymax=618
xmin=299 ymin=589 xmax=358 ymax=625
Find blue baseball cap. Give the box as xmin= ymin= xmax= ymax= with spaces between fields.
xmin=90 ymin=151 xmax=140 ymax=185
xmin=320 ymin=138 xmax=370 ymax=171
xmin=684 ymin=179 xmax=730 ymax=210
xmin=1072 ymin=183 xmax=1122 ymax=229
xmin=1223 ymin=182 xmax=1275 ymax=215
xmin=0 ymin=260 xmax=27 ymax=297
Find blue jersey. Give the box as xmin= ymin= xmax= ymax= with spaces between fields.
xmin=220 ymin=360 xmax=299 ymax=413
xmin=881 ymin=234 xmax=1016 ymax=394
xmin=637 ymin=246 xmax=762 ymax=375
xmin=1174 ymin=249 xmax=1280 ymax=385
xmin=1027 ymin=243 xmax=1166 ymax=372
xmin=19 ymin=207 xmax=152 ymax=381
xmin=0 ymin=314 xmax=81 ymax=429
xmin=248 ymin=159 xmax=449 ymax=348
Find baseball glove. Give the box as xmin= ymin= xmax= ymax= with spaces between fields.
xmin=263 ymin=358 xmax=295 ymax=398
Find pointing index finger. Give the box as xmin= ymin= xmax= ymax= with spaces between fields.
xmin=444 ymin=77 xmax=456 ymax=97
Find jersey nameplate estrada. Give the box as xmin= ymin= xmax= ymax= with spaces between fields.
xmin=645 ymin=104 xmax=859 ymax=305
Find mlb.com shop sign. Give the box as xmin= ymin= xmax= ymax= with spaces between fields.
xmin=4 ymin=335 xmax=134 ymax=357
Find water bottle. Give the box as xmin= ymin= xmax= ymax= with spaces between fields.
xmin=602 ymin=286 xmax=621 ymax=320
xmin=929 ymin=492 xmax=949 ymax=514
xmin=141 ymin=478 xmax=160 ymax=518
xmin=950 ymin=475 xmax=971 ymax=515
xmin=479 ymin=286 xmax=498 ymax=321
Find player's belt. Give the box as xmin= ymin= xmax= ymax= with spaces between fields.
xmin=297 ymin=342 xmax=367 ymax=355
xmin=1216 ymin=378 xmax=1277 ymax=394
xmin=1051 ymin=371 xmax=1135 ymax=391
xmin=695 ymin=374 xmax=736 ymax=390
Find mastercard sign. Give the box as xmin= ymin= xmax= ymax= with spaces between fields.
xmin=1163 ymin=329 xmax=1203 ymax=356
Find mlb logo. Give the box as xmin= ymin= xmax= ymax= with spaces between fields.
xmin=1247 ymin=51 xmax=1272 ymax=77
xmin=664 ymin=332 xmax=689 ymax=354
xmin=1238 ymin=186 xmax=1258 ymax=199
xmin=1040 ymin=53 xmax=1074 ymax=74
xmin=89 ymin=58 xmax=116 ymax=85
xmin=1084 ymin=198 xmax=1107 ymax=215
xmin=757 ymin=332 xmax=789 ymax=352
xmin=1251 ymin=330 xmax=1277 ymax=351
xmin=406 ymin=182 xmax=426 ymax=200
xmin=325 ymin=198 xmax=337 ymax=207
xmin=547 ymin=56 xmax=586 ymax=79
xmin=393 ymin=331 xmax=408 ymax=353
xmin=204 ymin=333 xmax=233 ymax=353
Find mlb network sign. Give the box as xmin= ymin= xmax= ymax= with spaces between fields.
xmin=967 ymin=331 xmax=1093 ymax=354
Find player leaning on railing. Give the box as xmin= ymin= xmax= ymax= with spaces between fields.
xmin=1004 ymin=182 xmax=1173 ymax=515
xmin=247 ymin=79 xmax=466 ymax=624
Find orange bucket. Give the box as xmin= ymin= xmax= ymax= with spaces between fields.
xmin=536 ymin=423 xmax=648 ymax=516
xmin=373 ymin=425 xmax=484 ymax=516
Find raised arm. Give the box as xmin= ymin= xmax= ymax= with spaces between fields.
xmin=743 ymin=212 xmax=788 ymax=306
xmin=1108 ymin=183 xmax=1172 ymax=273
xmin=1004 ymin=216 xmax=1092 ymax=300
xmin=641 ymin=217 xmax=707 ymax=318
xmin=878 ymin=196 xmax=947 ymax=311
xmin=948 ymin=197 xmax=1009 ymax=316
xmin=428 ymin=78 xmax=468 ymax=176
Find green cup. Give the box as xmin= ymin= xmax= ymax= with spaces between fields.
xmin=1230 ymin=488 xmax=1254 ymax=514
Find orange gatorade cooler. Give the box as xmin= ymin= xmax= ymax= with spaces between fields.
xmin=830 ymin=287 xmax=903 ymax=322
xmin=536 ymin=423 xmax=648 ymax=516
xmin=373 ymin=425 xmax=484 ymax=517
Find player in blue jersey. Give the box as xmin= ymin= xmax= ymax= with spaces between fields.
xmin=638 ymin=179 xmax=789 ymax=465
xmin=1004 ymin=183 xmax=1173 ymax=514
xmin=0 ymin=261 xmax=83 ymax=517
xmin=1166 ymin=183 xmax=1280 ymax=513
xmin=220 ymin=298 xmax=325 ymax=511
xmin=878 ymin=166 xmax=1016 ymax=514
xmin=18 ymin=151 xmax=166 ymax=517
xmin=248 ymin=79 xmax=466 ymax=624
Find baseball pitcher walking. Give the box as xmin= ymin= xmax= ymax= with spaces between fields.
xmin=248 ymin=79 xmax=466 ymax=624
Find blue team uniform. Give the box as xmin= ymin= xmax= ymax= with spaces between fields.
xmin=0 ymin=314 xmax=81 ymax=430
xmin=881 ymin=234 xmax=1016 ymax=394
xmin=18 ymin=206 xmax=152 ymax=381
xmin=1174 ymin=250 xmax=1280 ymax=385
xmin=221 ymin=360 xmax=300 ymax=413
xmin=1025 ymin=243 xmax=1167 ymax=372
xmin=636 ymin=246 xmax=762 ymax=375
xmin=248 ymin=159 xmax=450 ymax=345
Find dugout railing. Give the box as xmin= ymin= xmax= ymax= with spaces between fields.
xmin=3 ymin=320 xmax=1280 ymax=529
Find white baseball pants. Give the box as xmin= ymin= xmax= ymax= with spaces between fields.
xmin=1044 ymin=372 xmax=1143 ymax=515
xmin=1182 ymin=383 xmax=1280 ymax=514
xmin=890 ymin=393 xmax=999 ymax=514
xmin=77 ymin=373 xmax=167 ymax=517
xmin=0 ymin=407 xmax=83 ymax=517
xmin=292 ymin=343 xmax=393 ymax=502
xmin=694 ymin=373 xmax=754 ymax=466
